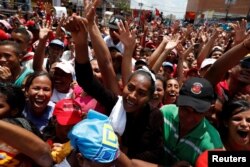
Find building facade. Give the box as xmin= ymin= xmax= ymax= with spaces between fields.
xmin=186 ymin=0 xmax=250 ymax=21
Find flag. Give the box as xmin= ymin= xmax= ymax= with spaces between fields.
xmin=155 ymin=8 xmax=160 ymax=16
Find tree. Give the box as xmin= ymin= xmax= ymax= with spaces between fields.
xmin=114 ymin=0 xmax=131 ymax=14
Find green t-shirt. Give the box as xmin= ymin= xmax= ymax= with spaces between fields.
xmin=14 ymin=67 xmax=32 ymax=87
xmin=160 ymin=104 xmax=223 ymax=166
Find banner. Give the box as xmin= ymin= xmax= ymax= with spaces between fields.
xmin=53 ymin=6 xmax=67 ymax=18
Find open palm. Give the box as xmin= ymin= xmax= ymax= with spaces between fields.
xmin=165 ymin=34 xmax=181 ymax=50
xmin=230 ymin=19 xmax=247 ymax=43
xmin=114 ymin=21 xmax=136 ymax=48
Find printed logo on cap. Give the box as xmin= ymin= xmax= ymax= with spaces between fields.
xmin=91 ymin=123 xmax=119 ymax=162
xmin=102 ymin=124 xmax=118 ymax=149
xmin=191 ymin=82 xmax=203 ymax=95
xmin=110 ymin=17 xmax=120 ymax=24
xmin=63 ymin=102 xmax=82 ymax=114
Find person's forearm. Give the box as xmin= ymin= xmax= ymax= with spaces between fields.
xmin=205 ymin=40 xmax=250 ymax=86
xmin=0 ymin=120 xmax=53 ymax=167
xmin=33 ymin=38 xmax=47 ymax=71
xmin=152 ymin=49 xmax=171 ymax=73
xmin=196 ymin=35 xmax=217 ymax=68
xmin=74 ymin=41 xmax=89 ymax=64
xmin=55 ymin=18 xmax=65 ymax=41
xmin=88 ymin=23 xmax=121 ymax=95
xmin=176 ymin=55 xmax=184 ymax=86
xmin=88 ymin=23 xmax=113 ymax=70
xmin=122 ymin=46 xmax=134 ymax=84
xmin=74 ymin=34 xmax=89 ymax=64
xmin=148 ymin=40 xmax=168 ymax=68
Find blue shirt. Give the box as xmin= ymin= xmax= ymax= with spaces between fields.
xmin=22 ymin=101 xmax=55 ymax=132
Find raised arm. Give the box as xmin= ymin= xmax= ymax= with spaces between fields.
xmin=148 ymin=36 xmax=168 ymax=68
xmin=55 ymin=16 xmax=66 ymax=41
xmin=196 ymin=29 xmax=219 ymax=68
xmin=64 ymin=2 xmax=118 ymax=114
xmin=140 ymin=26 xmax=148 ymax=48
xmin=33 ymin=24 xmax=52 ymax=71
xmin=151 ymin=35 xmax=180 ymax=73
xmin=229 ymin=19 xmax=248 ymax=46
xmin=0 ymin=120 xmax=53 ymax=167
xmin=176 ymin=44 xmax=194 ymax=85
xmin=204 ymin=35 xmax=250 ymax=86
xmin=86 ymin=0 xmax=121 ymax=95
xmin=64 ymin=15 xmax=89 ymax=64
xmin=114 ymin=21 xmax=136 ymax=84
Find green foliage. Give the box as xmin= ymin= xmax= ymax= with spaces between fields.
xmin=115 ymin=0 xmax=131 ymax=13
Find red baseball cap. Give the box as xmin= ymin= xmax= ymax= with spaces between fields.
xmin=53 ymin=99 xmax=83 ymax=126
xmin=0 ymin=29 xmax=9 ymax=41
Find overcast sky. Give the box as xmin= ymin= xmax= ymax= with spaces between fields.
xmin=130 ymin=0 xmax=188 ymax=18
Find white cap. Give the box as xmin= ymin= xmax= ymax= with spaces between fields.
xmin=200 ymin=58 xmax=216 ymax=69
xmin=54 ymin=61 xmax=76 ymax=80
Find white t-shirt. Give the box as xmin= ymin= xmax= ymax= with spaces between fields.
xmin=104 ymin=35 xmax=125 ymax=54
xmin=51 ymin=88 xmax=73 ymax=103
xmin=24 ymin=58 xmax=48 ymax=71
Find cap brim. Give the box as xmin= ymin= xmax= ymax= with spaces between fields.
xmin=163 ymin=65 xmax=173 ymax=68
xmin=176 ymin=95 xmax=211 ymax=113
xmin=135 ymin=61 xmax=147 ymax=66
xmin=108 ymin=46 xmax=120 ymax=53
xmin=56 ymin=114 xmax=82 ymax=126
xmin=162 ymin=66 xmax=174 ymax=72
xmin=55 ymin=67 xmax=71 ymax=74
xmin=49 ymin=43 xmax=64 ymax=49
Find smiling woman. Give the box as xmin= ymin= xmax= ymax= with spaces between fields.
xmin=22 ymin=71 xmax=55 ymax=132
xmin=218 ymin=100 xmax=250 ymax=151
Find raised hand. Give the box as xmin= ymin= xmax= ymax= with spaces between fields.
xmin=171 ymin=20 xmax=180 ymax=34
xmin=209 ymin=27 xmax=221 ymax=41
xmin=63 ymin=16 xmax=88 ymax=45
xmin=38 ymin=21 xmax=52 ymax=40
xmin=44 ymin=2 xmax=52 ymax=15
xmin=200 ymin=31 xmax=208 ymax=43
xmin=229 ymin=19 xmax=247 ymax=44
xmin=114 ymin=21 xmax=136 ymax=49
xmin=176 ymin=43 xmax=186 ymax=56
xmin=84 ymin=0 xmax=100 ymax=26
xmin=183 ymin=24 xmax=193 ymax=39
xmin=162 ymin=35 xmax=171 ymax=43
xmin=165 ymin=34 xmax=181 ymax=50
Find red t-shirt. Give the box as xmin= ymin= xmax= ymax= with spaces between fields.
xmin=215 ymin=80 xmax=229 ymax=103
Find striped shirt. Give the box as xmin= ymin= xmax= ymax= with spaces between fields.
xmin=160 ymin=104 xmax=223 ymax=166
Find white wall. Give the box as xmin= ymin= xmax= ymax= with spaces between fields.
xmin=130 ymin=0 xmax=188 ymax=19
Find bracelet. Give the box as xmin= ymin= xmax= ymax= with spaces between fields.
xmin=242 ymin=41 xmax=250 ymax=50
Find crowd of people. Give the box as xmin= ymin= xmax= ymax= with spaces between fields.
xmin=0 ymin=0 xmax=250 ymax=166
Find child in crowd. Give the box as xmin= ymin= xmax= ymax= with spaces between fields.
xmin=0 ymin=83 xmax=51 ymax=166
xmin=55 ymin=109 xmax=119 ymax=167
xmin=1 ymin=1 xmax=250 ymax=166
